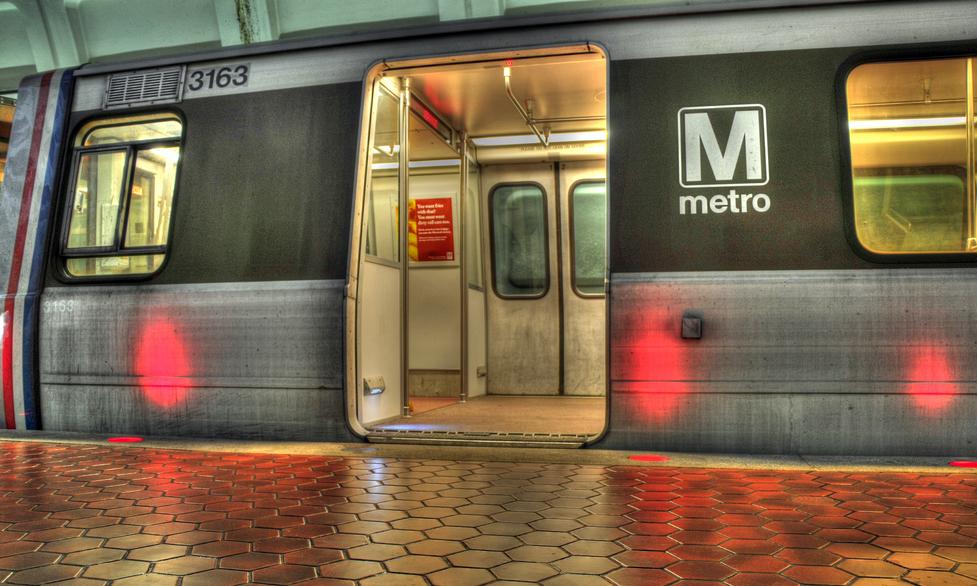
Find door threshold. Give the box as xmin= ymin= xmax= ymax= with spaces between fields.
xmin=366 ymin=429 xmax=589 ymax=448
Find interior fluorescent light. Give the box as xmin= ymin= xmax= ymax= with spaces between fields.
xmin=410 ymin=159 xmax=460 ymax=168
xmin=849 ymin=116 xmax=967 ymax=130
xmin=147 ymin=147 xmax=180 ymax=164
xmin=473 ymin=130 xmax=607 ymax=147
xmin=371 ymin=159 xmax=460 ymax=171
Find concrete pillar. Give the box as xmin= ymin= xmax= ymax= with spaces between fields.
xmin=437 ymin=0 xmax=504 ymax=21
xmin=214 ymin=0 xmax=280 ymax=46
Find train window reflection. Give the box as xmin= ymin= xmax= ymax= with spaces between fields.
xmin=62 ymin=113 xmax=182 ymax=278
xmin=490 ymin=184 xmax=548 ymax=297
xmin=364 ymin=84 xmax=401 ymax=262
xmin=571 ymin=181 xmax=606 ymax=296
xmin=846 ymin=57 xmax=975 ymax=254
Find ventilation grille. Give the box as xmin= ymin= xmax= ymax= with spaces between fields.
xmin=104 ymin=67 xmax=185 ymax=109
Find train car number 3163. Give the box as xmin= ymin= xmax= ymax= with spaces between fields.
xmin=186 ymin=64 xmax=250 ymax=92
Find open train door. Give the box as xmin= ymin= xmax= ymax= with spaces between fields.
xmin=350 ymin=46 xmax=607 ymax=445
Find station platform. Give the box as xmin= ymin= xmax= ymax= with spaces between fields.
xmin=0 ymin=432 xmax=974 ymax=585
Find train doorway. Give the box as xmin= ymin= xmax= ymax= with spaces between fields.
xmin=350 ymin=46 xmax=607 ymax=446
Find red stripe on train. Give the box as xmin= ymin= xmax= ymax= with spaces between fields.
xmin=2 ymin=72 xmax=53 ymax=429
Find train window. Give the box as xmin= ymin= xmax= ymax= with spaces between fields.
xmin=490 ymin=183 xmax=548 ymax=297
xmin=0 ymin=97 xmax=14 ymax=185
xmin=364 ymin=84 xmax=401 ymax=262
xmin=571 ymin=181 xmax=606 ymax=296
xmin=845 ymin=57 xmax=976 ymax=254
xmin=62 ymin=113 xmax=182 ymax=278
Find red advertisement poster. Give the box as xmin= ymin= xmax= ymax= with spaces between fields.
xmin=408 ymin=197 xmax=455 ymax=262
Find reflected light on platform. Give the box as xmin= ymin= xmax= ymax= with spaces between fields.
xmin=949 ymin=460 xmax=977 ymax=468
xmin=107 ymin=436 xmax=143 ymax=443
xmin=619 ymin=307 xmax=689 ymax=422
xmin=629 ymin=454 xmax=669 ymax=462
xmin=134 ymin=318 xmax=191 ymax=408
xmin=906 ymin=344 xmax=957 ymax=414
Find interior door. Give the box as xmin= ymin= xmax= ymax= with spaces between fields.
xmin=559 ymin=160 xmax=607 ymax=396
xmin=481 ymin=163 xmax=560 ymax=395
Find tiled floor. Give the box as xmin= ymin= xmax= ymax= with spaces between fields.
xmin=0 ymin=442 xmax=975 ymax=585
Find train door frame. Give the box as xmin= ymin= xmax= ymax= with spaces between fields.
xmin=346 ymin=44 xmax=611 ymax=442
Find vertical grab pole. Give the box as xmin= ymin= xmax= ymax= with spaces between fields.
xmin=459 ymin=134 xmax=469 ymax=404
xmin=400 ymin=78 xmax=412 ymax=417
xmin=967 ymin=58 xmax=976 ymax=250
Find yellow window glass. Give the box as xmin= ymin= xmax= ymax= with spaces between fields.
xmin=364 ymin=84 xmax=401 ymax=262
xmin=0 ymin=97 xmax=14 ymax=185
xmin=64 ymin=114 xmax=182 ymax=278
xmin=66 ymin=255 xmax=166 ymax=277
xmin=124 ymin=147 xmax=179 ymax=248
xmin=846 ymin=57 xmax=976 ymax=254
xmin=83 ymin=119 xmax=181 ymax=146
xmin=66 ymin=151 xmax=127 ymax=249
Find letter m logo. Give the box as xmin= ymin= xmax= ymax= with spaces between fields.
xmin=678 ymin=104 xmax=769 ymax=188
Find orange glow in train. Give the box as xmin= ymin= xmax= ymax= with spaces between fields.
xmin=134 ymin=317 xmax=191 ymax=408
xmin=614 ymin=305 xmax=689 ymax=422
xmin=905 ymin=344 xmax=957 ymax=414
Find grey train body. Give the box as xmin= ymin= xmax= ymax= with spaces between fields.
xmin=15 ymin=1 xmax=977 ymax=454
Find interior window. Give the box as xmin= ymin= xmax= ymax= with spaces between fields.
xmin=490 ymin=183 xmax=548 ymax=297
xmin=364 ymin=83 xmax=401 ymax=262
xmin=571 ymin=181 xmax=606 ymax=296
xmin=846 ymin=57 xmax=976 ymax=254
xmin=63 ymin=113 xmax=182 ymax=277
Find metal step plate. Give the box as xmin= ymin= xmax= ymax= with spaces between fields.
xmin=366 ymin=429 xmax=589 ymax=448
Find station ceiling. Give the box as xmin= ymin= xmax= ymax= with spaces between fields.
xmin=0 ymin=0 xmax=854 ymax=95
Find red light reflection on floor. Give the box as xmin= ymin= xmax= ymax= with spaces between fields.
xmin=905 ymin=344 xmax=957 ymax=414
xmin=614 ymin=305 xmax=689 ymax=422
xmin=948 ymin=460 xmax=977 ymax=468
xmin=134 ymin=318 xmax=191 ymax=408
xmin=629 ymin=454 xmax=669 ymax=462
xmin=107 ymin=437 xmax=143 ymax=443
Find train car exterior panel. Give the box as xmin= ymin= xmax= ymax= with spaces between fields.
xmin=56 ymin=83 xmax=361 ymax=286
xmin=605 ymin=270 xmax=977 ymax=454
xmin=610 ymin=48 xmax=871 ymax=273
xmin=39 ymin=280 xmax=352 ymax=440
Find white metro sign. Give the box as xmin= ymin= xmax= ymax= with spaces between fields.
xmin=677 ymin=104 xmax=771 ymax=215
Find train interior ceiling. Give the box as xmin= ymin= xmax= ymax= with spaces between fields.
xmin=356 ymin=46 xmax=608 ymax=443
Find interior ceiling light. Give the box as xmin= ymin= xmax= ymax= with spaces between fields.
xmin=372 ymin=159 xmax=460 ymax=171
xmin=473 ymin=131 xmax=606 ymax=147
xmin=849 ymin=116 xmax=967 ymax=130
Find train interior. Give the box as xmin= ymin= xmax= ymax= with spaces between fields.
xmin=354 ymin=46 xmax=607 ymax=445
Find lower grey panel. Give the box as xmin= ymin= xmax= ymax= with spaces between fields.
xmin=601 ymin=269 xmax=977 ymax=455
xmin=40 ymin=385 xmax=351 ymax=441
xmin=39 ymin=280 xmax=354 ymax=441
xmin=601 ymin=392 xmax=977 ymax=455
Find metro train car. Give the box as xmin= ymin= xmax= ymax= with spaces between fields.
xmin=1 ymin=0 xmax=976 ymax=455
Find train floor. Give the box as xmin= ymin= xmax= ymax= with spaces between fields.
xmin=372 ymin=395 xmax=605 ymax=435
xmin=0 ymin=438 xmax=975 ymax=586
